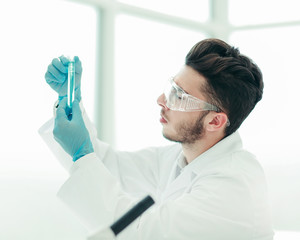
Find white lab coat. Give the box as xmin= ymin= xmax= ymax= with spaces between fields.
xmin=39 ymin=102 xmax=274 ymax=240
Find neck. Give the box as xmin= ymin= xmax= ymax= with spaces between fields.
xmin=181 ymin=133 xmax=224 ymax=164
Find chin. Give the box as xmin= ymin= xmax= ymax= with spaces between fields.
xmin=162 ymin=130 xmax=180 ymax=143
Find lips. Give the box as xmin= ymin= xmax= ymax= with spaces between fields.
xmin=160 ymin=112 xmax=168 ymax=124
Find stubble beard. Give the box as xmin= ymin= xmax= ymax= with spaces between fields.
xmin=163 ymin=112 xmax=208 ymax=145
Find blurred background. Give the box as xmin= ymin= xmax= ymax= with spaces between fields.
xmin=0 ymin=0 xmax=299 ymax=239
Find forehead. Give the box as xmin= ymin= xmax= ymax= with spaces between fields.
xmin=173 ymin=65 xmax=207 ymax=99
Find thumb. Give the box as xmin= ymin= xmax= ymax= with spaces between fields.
xmin=75 ymin=87 xmax=81 ymax=101
xmin=71 ymin=99 xmax=84 ymax=122
xmin=74 ymin=56 xmax=82 ymax=73
xmin=56 ymin=98 xmax=69 ymax=121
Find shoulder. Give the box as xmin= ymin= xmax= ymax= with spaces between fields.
xmin=230 ymin=149 xmax=265 ymax=178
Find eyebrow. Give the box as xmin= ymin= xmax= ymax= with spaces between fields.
xmin=172 ymin=78 xmax=190 ymax=94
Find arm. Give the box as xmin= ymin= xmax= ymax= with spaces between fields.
xmin=58 ymin=152 xmax=272 ymax=240
xmin=39 ymin=99 xmax=179 ymax=195
xmin=39 ymin=55 xmax=92 ymax=172
xmin=50 ymin=99 xmax=273 ymax=239
xmin=41 ymin=56 xmax=179 ymax=187
xmin=38 ymin=99 xmax=109 ymax=173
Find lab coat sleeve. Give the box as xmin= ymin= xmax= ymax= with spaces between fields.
xmin=57 ymin=152 xmax=140 ymax=233
xmin=98 ymin=144 xmax=180 ymax=199
xmin=38 ymin=117 xmax=73 ymax=171
xmin=58 ymin=153 xmax=273 ymax=240
xmin=39 ymin=100 xmax=179 ymax=194
xmin=38 ymin=100 xmax=109 ymax=173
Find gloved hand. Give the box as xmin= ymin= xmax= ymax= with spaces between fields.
xmin=45 ymin=55 xmax=82 ymax=101
xmin=53 ymin=97 xmax=94 ymax=161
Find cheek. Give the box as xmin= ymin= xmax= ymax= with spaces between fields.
xmin=176 ymin=112 xmax=206 ymax=130
xmin=168 ymin=112 xmax=199 ymax=127
xmin=174 ymin=112 xmax=199 ymax=121
xmin=168 ymin=111 xmax=185 ymax=123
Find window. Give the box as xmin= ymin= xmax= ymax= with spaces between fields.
xmin=0 ymin=1 xmax=97 ymax=239
xmin=2 ymin=0 xmax=300 ymax=239
xmin=118 ymin=0 xmax=209 ymax=22
xmin=115 ymin=14 xmax=206 ymax=150
xmin=230 ymin=26 xmax=300 ymax=165
xmin=0 ymin=0 xmax=97 ymax=175
xmin=229 ymin=0 xmax=300 ymax=25
xmin=228 ymin=1 xmax=300 ymax=237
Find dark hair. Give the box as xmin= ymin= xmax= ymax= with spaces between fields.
xmin=185 ymin=38 xmax=263 ymax=136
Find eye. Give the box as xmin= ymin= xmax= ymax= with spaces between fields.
xmin=174 ymin=89 xmax=183 ymax=100
xmin=175 ymin=93 xmax=182 ymax=100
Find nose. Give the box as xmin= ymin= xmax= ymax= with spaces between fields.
xmin=157 ymin=93 xmax=169 ymax=110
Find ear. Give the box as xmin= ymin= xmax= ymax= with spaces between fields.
xmin=206 ymin=112 xmax=228 ymax=132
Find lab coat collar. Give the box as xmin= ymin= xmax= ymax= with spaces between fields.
xmin=177 ymin=153 xmax=188 ymax=170
xmin=162 ymin=131 xmax=243 ymax=201
xmin=186 ymin=131 xmax=243 ymax=176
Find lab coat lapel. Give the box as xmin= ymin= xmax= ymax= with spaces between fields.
xmin=162 ymin=164 xmax=195 ymax=201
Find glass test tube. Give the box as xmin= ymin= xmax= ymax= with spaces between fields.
xmin=67 ymin=57 xmax=75 ymax=109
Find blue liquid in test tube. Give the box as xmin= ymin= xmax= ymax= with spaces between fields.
xmin=67 ymin=57 xmax=75 ymax=110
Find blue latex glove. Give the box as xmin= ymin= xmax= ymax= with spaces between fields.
xmin=45 ymin=55 xmax=82 ymax=101
xmin=53 ymin=97 xmax=94 ymax=161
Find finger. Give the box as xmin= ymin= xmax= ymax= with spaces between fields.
xmin=52 ymin=57 xmax=68 ymax=74
xmin=59 ymin=55 xmax=71 ymax=65
xmin=46 ymin=64 xmax=66 ymax=83
xmin=53 ymin=97 xmax=73 ymax=145
xmin=45 ymin=71 xmax=55 ymax=83
xmin=74 ymin=56 xmax=82 ymax=74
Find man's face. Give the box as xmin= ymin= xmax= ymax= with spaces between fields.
xmin=157 ymin=65 xmax=209 ymax=144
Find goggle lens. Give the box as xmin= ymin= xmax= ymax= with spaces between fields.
xmin=164 ymin=80 xmax=183 ymax=109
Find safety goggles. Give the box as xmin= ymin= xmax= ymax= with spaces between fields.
xmin=163 ymin=78 xmax=220 ymax=112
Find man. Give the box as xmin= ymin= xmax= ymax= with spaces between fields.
xmin=40 ymin=38 xmax=274 ymax=239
